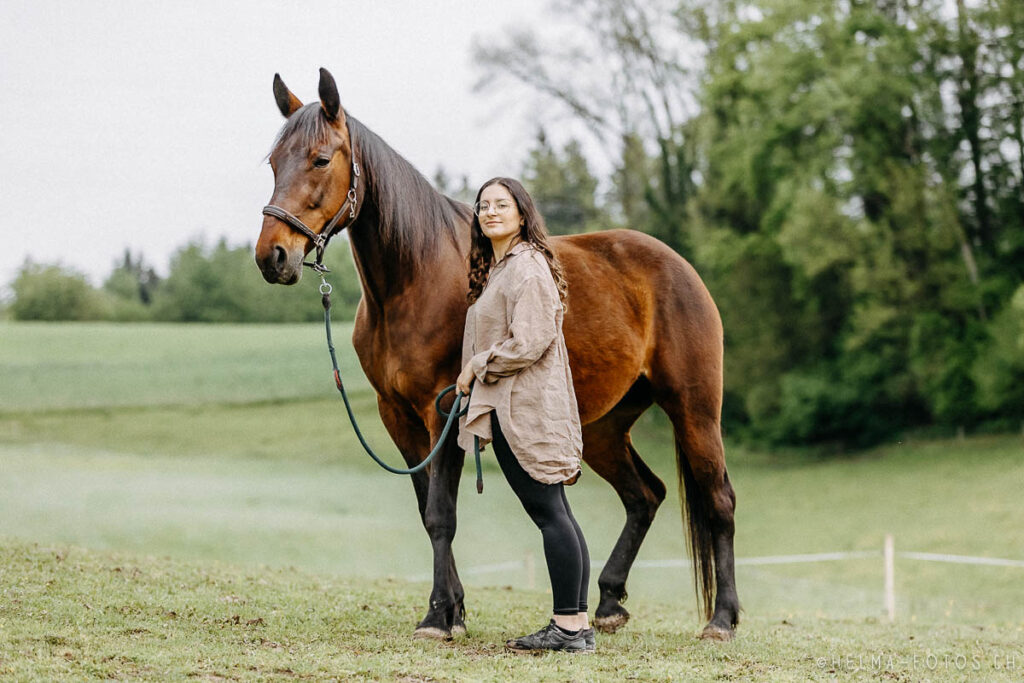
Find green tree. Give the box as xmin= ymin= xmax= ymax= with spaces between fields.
xmin=152 ymin=238 xmax=361 ymax=323
xmin=690 ymin=0 xmax=1024 ymax=442
xmin=103 ymin=249 xmax=160 ymax=321
xmin=521 ymin=129 xmax=605 ymax=235
xmin=10 ymin=262 xmax=111 ymax=321
xmin=610 ymin=131 xmax=652 ymax=229
xmin=973 ymin=285 xmax=1024 ymax=424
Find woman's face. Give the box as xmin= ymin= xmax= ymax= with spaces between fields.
xmin=477 ymin=183 xmax=522 ymax=246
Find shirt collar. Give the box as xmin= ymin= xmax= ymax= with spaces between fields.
xmin=489 ymin=240 xmax=532 ymax=278
xmin=495 ymin=240 xmax=531 ymax=266
xmin=507 ymin=241 xmax=532 ymax=257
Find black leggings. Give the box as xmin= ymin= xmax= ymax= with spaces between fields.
xmin=490 ymin=412 xmax=589 ymax=615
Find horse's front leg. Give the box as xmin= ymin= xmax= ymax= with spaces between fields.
xmin=377 ymin=399 xmax=465 ymax=639
xmin=414 ymin=414 xmax=466 ymax=639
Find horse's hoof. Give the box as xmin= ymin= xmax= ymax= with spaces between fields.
xmin=699 ymin=624 xmax=734 ymax=642
xmin=594 ymin=611 xmax=629 ymax=634
xmin=413 ymin=626 xmax=452 ymax=641
xmin=450 ymin=623 xmax=467 ymax=637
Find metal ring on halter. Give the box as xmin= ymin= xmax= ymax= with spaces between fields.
xmin=319 ymin=279 xmax=333 ymax=295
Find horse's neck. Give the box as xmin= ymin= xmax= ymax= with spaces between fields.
xmin=346 ymin=207 xmax=389 ymax=310
xmin=346 ymin=208 xmax=466 ymax=320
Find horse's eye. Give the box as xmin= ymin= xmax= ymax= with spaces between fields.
xmin=314 ymin=156 xmax=331 ymax=168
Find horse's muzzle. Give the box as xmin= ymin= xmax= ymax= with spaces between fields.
xmin=255 ymin=241 xmax=303 ymax=285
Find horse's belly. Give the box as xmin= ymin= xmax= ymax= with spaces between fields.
xmin=565 ymin=320 xmax=648 ymax=425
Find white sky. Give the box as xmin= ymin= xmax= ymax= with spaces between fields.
xmin=0 ymin=0 xmax=556 ymax=288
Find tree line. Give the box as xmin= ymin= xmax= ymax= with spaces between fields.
xmin=6 ymin=240 xmax=363 ymax=324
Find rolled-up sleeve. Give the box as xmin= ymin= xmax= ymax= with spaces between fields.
xmin=469 ymin=275 xmax=559 ymax=384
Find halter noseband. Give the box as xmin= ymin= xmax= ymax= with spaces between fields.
xmin=262 ymin=148 xmax=361 ymax=274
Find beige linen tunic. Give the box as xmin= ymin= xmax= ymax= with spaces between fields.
xmin=457 ymin=241 xmax=583 ymax=484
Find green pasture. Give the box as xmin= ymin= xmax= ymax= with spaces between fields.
xmin=1 ymin=321 xmax=1023 ymax=680
xmin=4 ymin=541 xmax=1023 ymax=682
xmin=0 ymin=322 xmax=369 ymax=412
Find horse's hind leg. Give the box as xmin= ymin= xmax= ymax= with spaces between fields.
xmin=660 ymin=398 xmax=739 ymax=640
xmin=583 ymin=405 xmax=666 ymax=633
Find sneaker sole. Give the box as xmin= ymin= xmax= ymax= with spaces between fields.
xmin=504 ymin=644 xmax=592 ymax=655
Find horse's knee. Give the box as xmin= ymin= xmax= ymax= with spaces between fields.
xmin=423 ymin=508 xmax=456 ymax=544
xmin=426 ymin=522 xmax=455 ymax=545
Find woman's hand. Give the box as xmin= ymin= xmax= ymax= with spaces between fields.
xmin=456 ymin=362 xmax=476 ymax=396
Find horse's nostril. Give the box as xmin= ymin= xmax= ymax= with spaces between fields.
xmin=273 ymin=245 xmax=288 ymax=270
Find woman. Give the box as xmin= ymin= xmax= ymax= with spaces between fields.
xmin=456 ymin=177 xmax=593 ymax=654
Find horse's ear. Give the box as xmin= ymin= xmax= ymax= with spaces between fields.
xmin=273 ymin=73 xmax=303 ymax=118
xmin=318 ymin=67 xmax=344 ymax=123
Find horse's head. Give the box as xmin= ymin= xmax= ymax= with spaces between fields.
xmin=256 ymin=68 xmax=358 ymax=284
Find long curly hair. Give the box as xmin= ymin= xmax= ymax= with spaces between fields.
xmin=467 ymin=177 xmax=569 ymax=309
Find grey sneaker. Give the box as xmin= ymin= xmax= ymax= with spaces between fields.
xmin=581 ymin=627 xmax=596 ymax=652
xmin=506 ymin=620 xmax=588 ymax=653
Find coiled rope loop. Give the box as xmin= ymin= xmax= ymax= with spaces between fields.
xmin=319 ymin=277 xmax=484 ymax=493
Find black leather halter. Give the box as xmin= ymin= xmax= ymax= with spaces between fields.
xmin=262 ymin=151 xmax=361 ymax=274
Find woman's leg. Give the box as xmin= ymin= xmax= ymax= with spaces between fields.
xmin=490 ymin=413 xmax=583 ymax=620
xmin=559 ymin=486 xmax=591 ymax=623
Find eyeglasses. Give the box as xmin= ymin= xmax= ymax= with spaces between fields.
xmin=473 ymin=200 xmax=515 ymax=216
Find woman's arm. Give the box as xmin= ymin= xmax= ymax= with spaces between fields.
xmin=467 ymin=275 xmax=559 ymax=384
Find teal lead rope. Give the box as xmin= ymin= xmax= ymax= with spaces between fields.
xmin=319 ymin=277 xmax=484 ymax=493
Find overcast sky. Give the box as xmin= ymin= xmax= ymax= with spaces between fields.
xmin=0 ymin=0 xmax=557 ymax=288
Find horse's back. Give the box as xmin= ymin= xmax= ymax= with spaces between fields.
xmin=555 ymin=229 xmax=720 ymax=332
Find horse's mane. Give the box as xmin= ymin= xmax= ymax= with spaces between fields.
xmin=272 ymin=104 xmax=469 ymax=268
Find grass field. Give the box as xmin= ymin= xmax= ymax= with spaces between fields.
xmin=2 ymin=321 xmax=1023 ymax=680
xmin=4 ymin=540 xmax=1022 ymax=681
xmin=0 ymin=322 xmax=369 ymax=412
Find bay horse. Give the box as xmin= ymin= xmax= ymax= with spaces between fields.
xmin=255 ymin=68 xmax=739 ymax=641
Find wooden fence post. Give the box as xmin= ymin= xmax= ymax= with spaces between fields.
xmin=884 ymin=534 xmax=895 ymax=622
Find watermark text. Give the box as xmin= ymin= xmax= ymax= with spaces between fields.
xmin=814 ymin=651 xmax=1018 ymax=673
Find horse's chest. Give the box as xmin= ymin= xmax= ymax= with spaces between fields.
xmin=353 ymin=323 xmax=442 ymax=400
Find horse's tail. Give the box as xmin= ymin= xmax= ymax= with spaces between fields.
xmin=675 ymin=436 xmax=715 ymax=621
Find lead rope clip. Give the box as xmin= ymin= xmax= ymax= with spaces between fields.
xmin=320 ymin=276 xmax=333 ymax=310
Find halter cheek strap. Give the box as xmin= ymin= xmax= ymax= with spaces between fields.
xmin=262 ymin=156 xmax=361 ymax=274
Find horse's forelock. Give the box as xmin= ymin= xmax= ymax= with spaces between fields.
xmin=270 ymin=103 xmax=333 ymax=156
